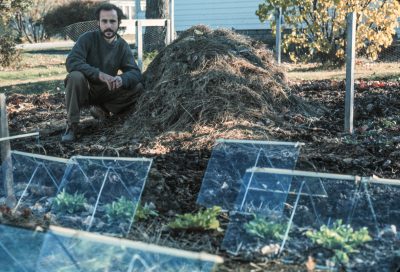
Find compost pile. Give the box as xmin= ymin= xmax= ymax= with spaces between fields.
xmin=126 ymin=25 xmax=299 ymax=134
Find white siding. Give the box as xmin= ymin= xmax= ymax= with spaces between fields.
xmin=175 ymin=0 xmax=270 ymax=31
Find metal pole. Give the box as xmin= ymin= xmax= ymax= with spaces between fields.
xmin=275 ymin=7 xmax=282 ymax=64
xmin=345 ymin=12 xmax=356 ymax=133
xmin=170 ymin=0 xmax=175 ymax=41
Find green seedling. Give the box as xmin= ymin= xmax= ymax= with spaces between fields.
xmin=306 ymin=220 xmax=372 ymax=264
xmin=105 ymin=196 xmax=136 ymax=222
xmin=53 ymin=190 xmax=87 ymax=214
xmin=244 ymin=215 xmax=287 ymax=240
xmin=135 ymin=202 xmax=159 ymax=221
xmin=379 ymin=119 xmax=396 ymax=129
xmin=168 ymin=206 xmax=222 ymax=231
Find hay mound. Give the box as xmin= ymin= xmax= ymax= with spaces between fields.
xmin=128 ymin=25 xmax=293 ymax=132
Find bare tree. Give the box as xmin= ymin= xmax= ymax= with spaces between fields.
xmin=12 ymin=0 xmax=70 ymax=43
xmin=144 ymin=0 xmax=168 ymax=52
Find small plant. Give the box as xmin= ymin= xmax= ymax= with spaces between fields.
xmin=168 ymin=206 xmax=222 ymax=231
xmin=53 ymin=190 xmax=87 ymax=214
xmin=244 ymin=215 xmax=287 ymax=240
xmin=379 ymin=119 xmax=397 ymax=129
xmin=306 ymin=220 xmax=372 ymax=264
xmin=135 ymin=202 xmax=159 ymax=221
xmin=105 ymin=197 xmax=136 ymax=222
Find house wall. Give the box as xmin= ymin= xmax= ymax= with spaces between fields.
xmin=174 ymin=0 xmax=270 ymax=31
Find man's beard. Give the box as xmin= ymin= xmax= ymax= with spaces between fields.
xmin=101 ymin=28 xmax=117 ymax=39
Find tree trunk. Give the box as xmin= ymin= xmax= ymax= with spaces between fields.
xmin=144 ymin=0 xmax=168 ymax=52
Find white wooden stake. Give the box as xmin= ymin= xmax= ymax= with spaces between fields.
xmin=137 ymin=20 xmax=143 ymax=71
xmin=345 ymin=12 xmax=356 ymax=133
xmin=170 ymin=0 xmax=175 ymax=41
xmin=275 ymin=7 xmax=282 ymax=64
xmin=0 ymin=94 xmax=15 ymax=208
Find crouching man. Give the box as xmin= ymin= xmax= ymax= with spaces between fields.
xmin=62 ymin=3 xmax=143 ymax=142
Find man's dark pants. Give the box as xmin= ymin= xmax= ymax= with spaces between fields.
xmin=65 ymin=71 xmax=142 ymax=125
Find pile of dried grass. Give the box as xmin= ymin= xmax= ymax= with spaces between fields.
xmin=127 ymin=25 xmax=297 ymax=133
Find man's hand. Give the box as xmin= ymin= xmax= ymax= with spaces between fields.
xmin=99 ymin=72 xmax=122 ymax=91
xmin=112 ymin=76 xmax=123 ymax=90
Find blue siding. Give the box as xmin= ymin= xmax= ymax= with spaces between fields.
xmin=175 ymin=0 xmax=270 ymax=31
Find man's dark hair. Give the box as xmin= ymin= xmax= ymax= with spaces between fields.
xmin=95 ymin=3 xmax=124 ymax=22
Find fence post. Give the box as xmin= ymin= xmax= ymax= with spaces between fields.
xmin=137 ymin=20 xmax=143 ymax=71
xmin=275 ymin=7 xmax=282 ymax=64
xmin=170 ymin=0 xmax=175 ymax=41
xmin=0 ymin=94 xmax=15 ymax=208
xmin=165 ymin=19 xmax=171 ymax=45
xmin=345 ymin=12 xmax=356 ymax=134
xmin=135 ymin=0 xmax=139 ymax=42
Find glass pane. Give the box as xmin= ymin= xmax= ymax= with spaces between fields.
xmin=0 ymin=224 xmax=45 ymax=272
xmin=348 ymin=181 xmax=400 ymax=236
xmin=0 ymin=151 xmax=68 ymax=217
xmin=37 ymin=226 xmax=222 ymax=272
xmin=222 ymin=168 xmax=400 ymax=255
xmin=197 ymin=139 xmax=303 ymax=210
xmin=222 ymin=211 xmax=290 ymax=255
xmin=233 ymin=168 xmax=328 ymax=216
xmin=50 ymin=156 xmax=152 ymax=237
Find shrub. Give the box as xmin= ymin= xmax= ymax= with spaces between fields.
xmin=257 ymin=0 xmax=400 ymax=64
xmin=0 ymin=31 xmax=19 ymax=68
xmin=43 ymin=0 xmax=101 ymax=36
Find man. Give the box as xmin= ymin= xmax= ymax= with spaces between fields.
xmin=62 ymin=3 xmax=143 ymax=142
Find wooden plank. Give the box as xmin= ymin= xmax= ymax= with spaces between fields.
xmin=0 ymin=94 xmax=15 ymax=208
xmin=137 ymin=19 xmax=168 ymax=27
xmin=49 ymin=225 xmax=224 ymax=264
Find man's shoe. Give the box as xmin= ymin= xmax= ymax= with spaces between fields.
xmin=61 ymin=123 xmax=78 ymax=142
xmin=90 ymin=106 xmax=110 ymax=122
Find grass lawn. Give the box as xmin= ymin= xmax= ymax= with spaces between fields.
xmin=1 ymin=51 xmax=400 ymax=95
xmin=0 ymin=53 xmax=66 ymax=93
xmin=285 ymin=60 xmax=400 ymax=81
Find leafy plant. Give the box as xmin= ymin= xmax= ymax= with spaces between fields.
xmin=0 ymin=30 xmax=19 ymax=68
xmin=53 ymin=190 xmax=87 ymax=214
xmin=135 ymin=202 xmax=158 ymax=221
xmin=379 ymin=119 xmax=397 ymax=129
xmin=306 ymin=220 xmax=372 ymax=264
xmin=168 ymin=206 xmax=222 ymax=231
xmin=256 ymin=0 xmax=400 ymax=64
xmin=244 ymin=215 xmax=287 ymax=240
xmin=105 ymin=196 xmax=136 ymax=222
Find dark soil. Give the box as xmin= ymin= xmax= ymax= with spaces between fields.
xmin=3 ymin=78 xmax=400 ymax=271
